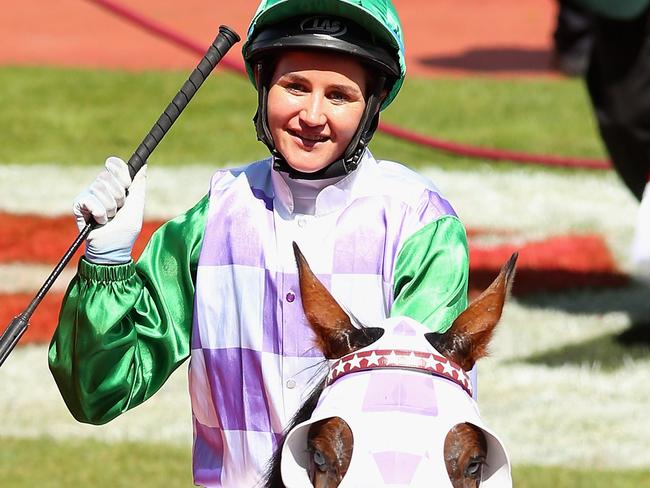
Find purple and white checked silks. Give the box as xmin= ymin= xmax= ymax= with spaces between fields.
xmin=189 ymin=151 xmax=459 ymax=486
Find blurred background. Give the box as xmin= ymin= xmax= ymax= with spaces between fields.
xmin=1 ymin=0 xmax=649 ymax=486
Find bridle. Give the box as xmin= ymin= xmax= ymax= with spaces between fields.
xmin=327 ymin=348 xmax=474 ymax=397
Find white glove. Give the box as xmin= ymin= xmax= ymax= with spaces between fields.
xmin=73 ymin=156 xmax=146 ymax=264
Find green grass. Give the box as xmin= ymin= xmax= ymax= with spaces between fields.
xmin=383 ymin=76 xmax=605 ymax=158
xmin=0 ymin=66 xmax=606 ymax=173
xmin=0 ymin=437 xmax=192 ymax=487
xmin=0 ymin=66 xmax=263 ymax=167
xmin=2 ymin=437 xmax=649 ymax=487
xmin=513 ymin=466 xmax=650 ymax=487
xmin=521 ymin=325 xmax=650 ymax=371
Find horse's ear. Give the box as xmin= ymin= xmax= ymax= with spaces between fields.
xmin=426 ymin=253 xmax=518 ymax=371
xmin=294 ymin=242 xmax=358 ymax=359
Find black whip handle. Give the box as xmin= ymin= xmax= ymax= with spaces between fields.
xmin=127 ymin=25 xmax=240 ymax=178
xmin=0 ymin=25 xmax=240 ymax=368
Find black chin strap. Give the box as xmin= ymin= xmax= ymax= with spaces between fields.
xmin=253 ymin=62 xmax=386 ymax=180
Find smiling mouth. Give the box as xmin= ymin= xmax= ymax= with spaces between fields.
xmin=289 ymin=130 xmax=329 ymax=147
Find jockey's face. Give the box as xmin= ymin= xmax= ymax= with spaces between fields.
xmin=267 ymin=50 xmax=368 ymax=174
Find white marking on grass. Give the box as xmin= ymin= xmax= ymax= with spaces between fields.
xmin=480 ymin=361 xmax=650 ymax=468
xmin=0 ymin=264 xmax=75 ymax=293
xmin=1 ymin=164 xmax=639 ymax=271
xmin=421 ymin=166 xmax=639 ymax=271
xmin=0 ymin=164 xmax=216 ymax=218
xmin=478 ymin=292 xmax=650 ymax=468
xmin=0 ymin=164 xmax=637 ymax=233
xmin=2 ymin=289 xmax=650 ymax=469
xmin=0 ymin=345 xmax=192 ymax=446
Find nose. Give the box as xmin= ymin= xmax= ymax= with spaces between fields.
xmin=299 ymin=93 xmax=327 ymax=127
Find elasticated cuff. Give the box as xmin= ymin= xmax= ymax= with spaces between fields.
xmin=78 ymin=257 xmax=136 ymax=283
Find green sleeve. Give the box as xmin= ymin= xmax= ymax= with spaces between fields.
xmin=391 ymin=215 xmax=469 ymax=333
xmin=48 ymin=195 xmax=210 ymax=424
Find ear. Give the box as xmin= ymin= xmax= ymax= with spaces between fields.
xmin=293 ymin=242 xmax=381 ymax=359
xmin=426 ymin=253 xmax=518 ymax=371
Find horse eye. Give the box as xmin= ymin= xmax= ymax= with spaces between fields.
xmin=313 ymin=450 xmax=327 ymax=471
xmin=464 ymin=459 xmax=484 ymax=479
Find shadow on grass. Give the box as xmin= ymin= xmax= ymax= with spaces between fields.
xmin=419 ymin=47 xmax=553 ymax=74
xmin=517 ymin=279 xmax=650 ymax=317
xmin=518 ymin=322 xmax=650 ymax=371
xmin=469 ymin=268 xmax=628 ymax=300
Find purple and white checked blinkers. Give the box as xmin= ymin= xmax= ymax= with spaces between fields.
xmin=280 ymin=317 xmax=512 ymax=487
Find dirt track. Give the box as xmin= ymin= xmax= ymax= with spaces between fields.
xmin=1 ymin=0 xmax=558 ymax=77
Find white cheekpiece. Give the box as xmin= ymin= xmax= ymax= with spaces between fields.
xmin=73 ymin=156 xmax=146 ymax=264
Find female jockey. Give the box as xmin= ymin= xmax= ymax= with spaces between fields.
xmin=49 ymin=1 xmax=470 ymax=486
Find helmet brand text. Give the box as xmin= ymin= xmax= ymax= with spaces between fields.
xmin=300 ymin=16 xmax=348 ymax=37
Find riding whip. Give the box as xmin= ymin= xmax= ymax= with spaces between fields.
xmin=0 ymin=25 xmax=241 ymax=368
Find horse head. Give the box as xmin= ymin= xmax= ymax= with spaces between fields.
xmin=269 ymin=243 xmax=517 ymax=488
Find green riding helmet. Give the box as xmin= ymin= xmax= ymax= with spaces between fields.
xmin=242 ymin=0 xmax=407 ymax=179
xmin=244 ymin=0 xmax=406 ymax=108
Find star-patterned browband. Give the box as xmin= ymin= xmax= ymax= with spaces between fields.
xmin=327 ymin=349 xmax=473 ymax=397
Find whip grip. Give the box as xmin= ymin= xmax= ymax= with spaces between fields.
xmin=0 ymin=25 xmax=240 ymax=369
xmin=127 ymin=25 xmax=241 ymax=178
